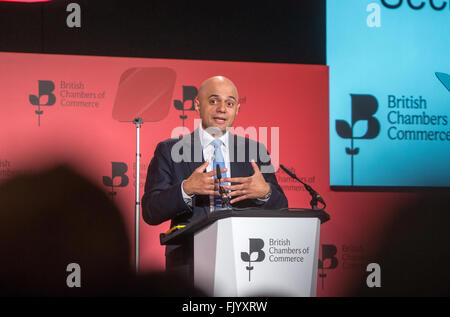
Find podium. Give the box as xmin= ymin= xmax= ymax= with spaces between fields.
xmin=160 ymin=208 xmax=329 ymax=297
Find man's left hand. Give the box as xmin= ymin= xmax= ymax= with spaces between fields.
xmin=221 ymin=160 xmax=271 ymax=204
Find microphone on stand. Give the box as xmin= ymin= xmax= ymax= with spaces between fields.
xmin=216 ymin=164 xmax=231 ymax=209
xmin=280 ymin=164 xmax=326 ymax=210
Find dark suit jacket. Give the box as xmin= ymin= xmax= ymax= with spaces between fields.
xmin=141 ymin=129 xmax=288 ymax=275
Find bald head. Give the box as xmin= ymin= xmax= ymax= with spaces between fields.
xmin=198 ymin=76 xmax=239 ymax=100
xmin=194 ymin=76 xmax=240 ymax=134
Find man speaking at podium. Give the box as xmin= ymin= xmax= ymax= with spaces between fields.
xmin=142 ymin=76 xmax=288 ymax=280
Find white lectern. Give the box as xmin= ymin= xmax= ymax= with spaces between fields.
xmin=160 ymin=209 xmax=329 ymax=297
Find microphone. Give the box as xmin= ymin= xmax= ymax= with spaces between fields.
xmin=280 ymin=164 xmax=326 ymax=210
xmin=216 ymin=164 xmax=231 ymax=209
xmin=216 ymin=163 xmax=222 ymax=180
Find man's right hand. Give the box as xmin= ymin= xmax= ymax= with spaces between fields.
xmin=182 ymin=161 xmax=227 ymax=196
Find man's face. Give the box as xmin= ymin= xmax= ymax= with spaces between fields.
xmin=194 ymin=78 xmax=240 ymax=135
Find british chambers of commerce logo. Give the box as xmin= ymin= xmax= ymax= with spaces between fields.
xmin=173 ymin=85 xmax=198 ymax=128
xmin=335 ymin=94 xmax=380 ymax=186
xmin=29 ymin=80 xmax=56 ymax=127
xmin=102 ymin=162 xmax=129 ymax=200
xmin=240 ymin=238 xmax=266 ymax=282
xmin=30 ymin=79 xmax=105 ymax=127
xmin=318 ymin=244 xmax=338 ymax=290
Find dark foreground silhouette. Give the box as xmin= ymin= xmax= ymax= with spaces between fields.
xmin=0 ymin=165 xmax=203 ymax=296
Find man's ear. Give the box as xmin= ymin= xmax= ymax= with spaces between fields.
xmin=236 ymin=103 xmax=240 ymax=114
xmin=194 ymin=96 xmax=200 ymax=113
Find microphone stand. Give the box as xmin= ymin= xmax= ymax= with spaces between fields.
xmin=133 ymin=117 xmax=143 ymax=273
xmin=280 ymin=164 xmax=326 ymax=210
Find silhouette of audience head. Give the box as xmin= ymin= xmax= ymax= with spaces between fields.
xmin=0 ymin=165 xmax=132 ymax=296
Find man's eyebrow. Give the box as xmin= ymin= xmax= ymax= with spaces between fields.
xmin=208 ymin=94 xmax=237 ymax=101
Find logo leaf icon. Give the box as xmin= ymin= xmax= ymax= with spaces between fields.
xmin=352 ymin=120 xmax=368 ymax=138
xmin=102 ymin=176 xmax=113 ymax=187
xmin=241 ymin=252 xmax=250 ymax=262
xmin=345 ymin=147 xmax=359 ymax=155
xmin=335 ymin=120 xmax=352 ymax=139
xmin=29 ymin=95 xmax=39 ymax=105
xmin=39 ymin=94 xmax=49 ymax=105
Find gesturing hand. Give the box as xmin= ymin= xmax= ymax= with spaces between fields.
xmin=221 ymin=160 xmax=271 ymax=204
xmin=183 ymin=161 xmax=227 ymax=196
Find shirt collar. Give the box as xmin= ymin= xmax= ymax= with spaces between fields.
xmin=198 ymin=123 xmax=229 ymax=149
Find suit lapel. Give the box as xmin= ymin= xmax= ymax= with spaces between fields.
xmin=184 ymin=129 xmax=209 ymax=216
xmin=185 ymin=129 xmax=204 ymax=175
xmin=229 ymin=132 xmax=251 ymax=179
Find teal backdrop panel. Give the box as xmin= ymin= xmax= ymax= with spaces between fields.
xmin=327 ymin=0 xmax=450 ymax=187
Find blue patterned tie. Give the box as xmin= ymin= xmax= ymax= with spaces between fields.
xmin=212 ymin=139 xmax=226 ymax=209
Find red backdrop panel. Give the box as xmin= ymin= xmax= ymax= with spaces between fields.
xmin=0 ymin=52 xmax=406 ymax=296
